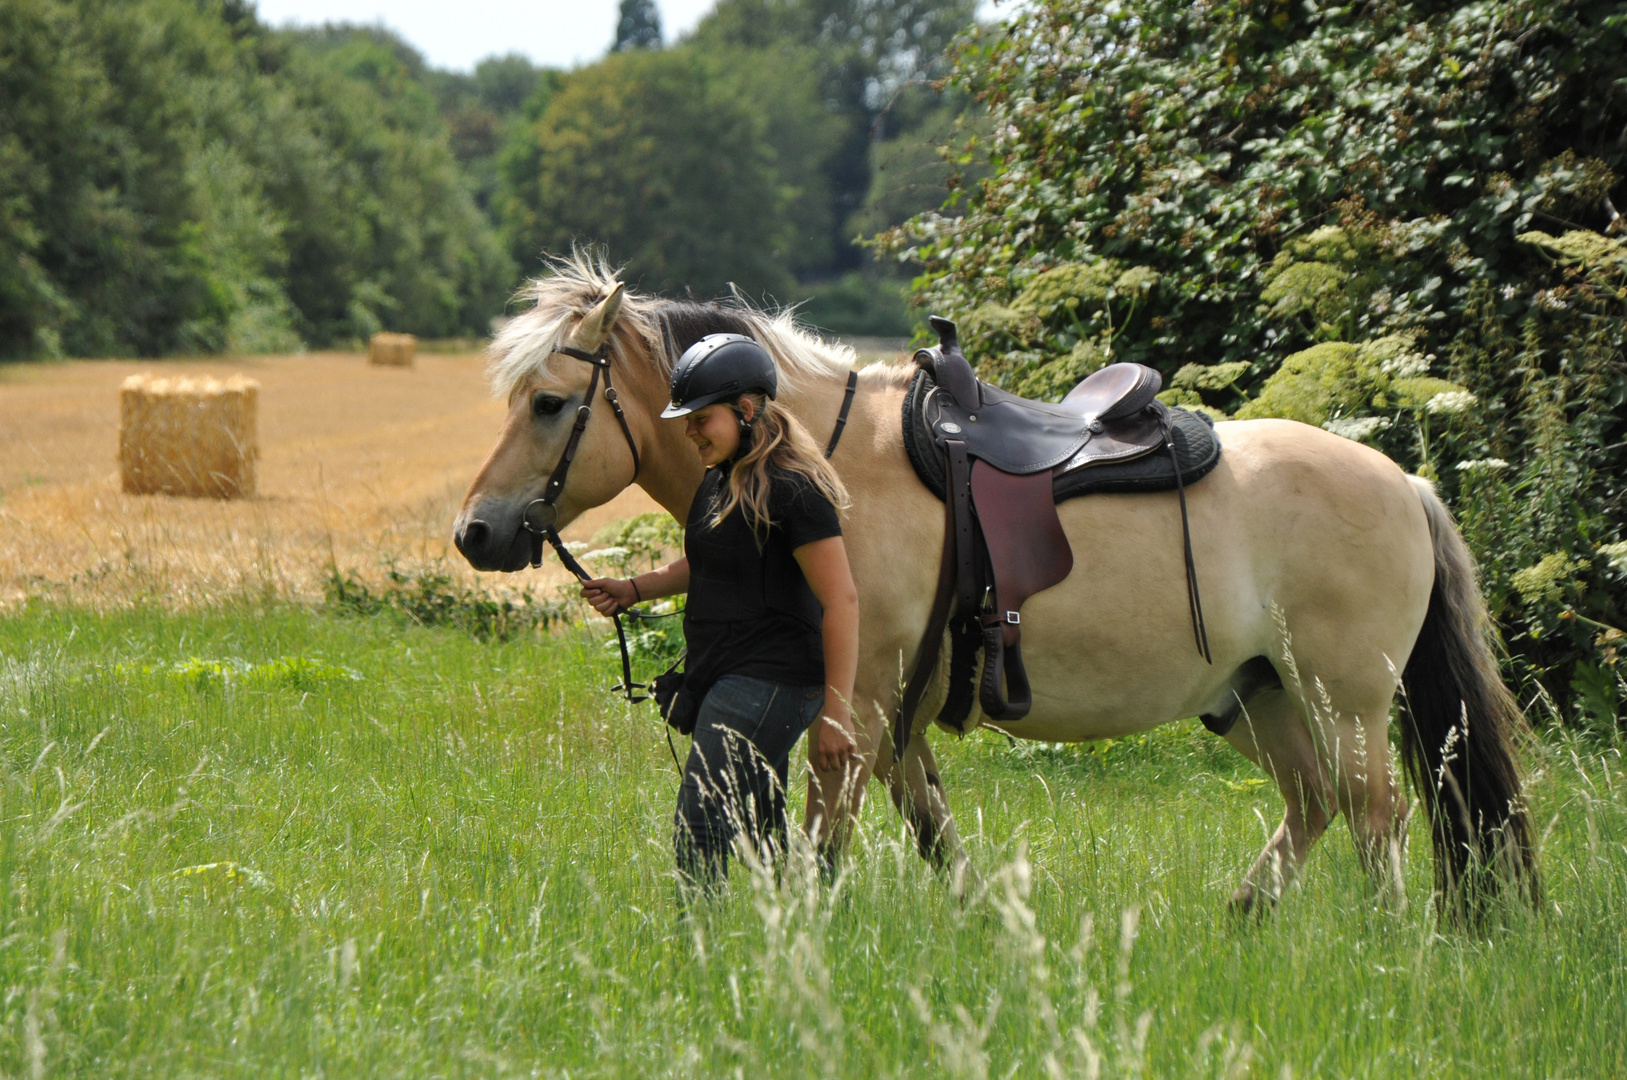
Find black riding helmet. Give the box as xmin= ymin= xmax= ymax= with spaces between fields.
xmin=660 ymin=334 xmax=778 ymax=419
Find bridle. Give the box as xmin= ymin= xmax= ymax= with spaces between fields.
xmin=518 ymin=339 xmax=653 ymax=702
xmin=518 ymin=335 xmax=861 ymax=708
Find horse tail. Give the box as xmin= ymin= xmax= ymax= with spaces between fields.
xmin=1399 ymin=476 xmax=1541 ymax=919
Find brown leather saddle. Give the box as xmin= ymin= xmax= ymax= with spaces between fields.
xmin=893 ymin=316 xmax=1218 ymax=757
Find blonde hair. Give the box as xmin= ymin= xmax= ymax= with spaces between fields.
xmin=709 ymin=393 xmax=849 ymax=535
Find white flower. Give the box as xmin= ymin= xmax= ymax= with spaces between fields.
xmin=1379 ymin=350 xmax=1431 ymax=378
xmin=1455 ymin=458 xmax=1509 ymax=474
xmin=1501 ymin=284 xmax=1518 ymax=300
xmin=1424 ymin=390 xmax=1476 ymax=415
xmin=1323 ymin=415 xmax=1393 ymax=442
xmin=1600 ymin=541 xmax=1627 ymax=578
xmin=582 ymin=546 xmax=630 ymax=563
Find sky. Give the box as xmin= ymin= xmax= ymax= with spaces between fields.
xmin=251 ymin=0 xmax=1003 ymax=73
xmin=252 ymin=1 xmax=760 ymax=72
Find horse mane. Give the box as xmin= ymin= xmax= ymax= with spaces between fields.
xmin=488 ymin=251 xmax=869 ymax=399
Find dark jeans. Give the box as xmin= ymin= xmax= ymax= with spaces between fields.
xmin=675 ymin=674 xmax=824 ymax=890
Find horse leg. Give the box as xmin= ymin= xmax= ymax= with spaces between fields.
xmin=1327 ymin=694 xmax=1410 ymax=909
xmin=803 ymin=704 xmax=885 ymax=872
xmin=884 ymin=735 xmax=975 ymax=897
xmin=1223 ymin=687 xmax=1338 ymax=913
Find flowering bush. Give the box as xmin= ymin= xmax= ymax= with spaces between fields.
xmin=883 ymin=0 xmax=1627 ymax=726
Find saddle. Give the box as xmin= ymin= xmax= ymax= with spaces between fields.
xmin=893 ymin=316 xmax=1221 ymax=757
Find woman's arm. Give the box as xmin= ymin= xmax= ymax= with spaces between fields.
xmin=794 ymin=536 xmax=860 ymax=774
xmin=581 ymin=557 xmax=689 ymax=617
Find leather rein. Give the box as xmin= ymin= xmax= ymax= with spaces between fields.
xmin=520 ymin=339 xmax=859 ymax=706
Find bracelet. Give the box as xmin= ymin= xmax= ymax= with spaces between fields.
xmin=628 ymin=577 xmax=642 ymax=603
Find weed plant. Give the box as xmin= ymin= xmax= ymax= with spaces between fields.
xmin=0 ymin=603 xmax=1621 ymax=1076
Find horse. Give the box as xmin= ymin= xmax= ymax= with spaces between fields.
xmin=453 ymin=257 xmax=1539 ymax=917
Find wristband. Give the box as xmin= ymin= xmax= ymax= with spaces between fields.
xmin=628 ymin=577 xmax=642 ymax=603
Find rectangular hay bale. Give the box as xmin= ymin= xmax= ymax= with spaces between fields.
xmin=369 ymin=332 xmax=417 ymax=367
xmin=119 ymin=374 xmax=259 ymax=499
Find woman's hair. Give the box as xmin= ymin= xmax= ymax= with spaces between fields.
xmin=709 ymin=393 xmax=849 ymax=534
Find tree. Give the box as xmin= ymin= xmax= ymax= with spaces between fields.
xmin=886 ymin=0 xmax=1627 ymax=723
xmin=499 ymin=46 xmax=826 ymax=300
xmin=614 ymin=0 xmax=662 ymax=51
xmin=692 ymin=0 xmax=977 ymax=270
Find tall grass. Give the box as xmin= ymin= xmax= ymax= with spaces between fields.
xmin=0 ymin=603 xmax=1621 ymax=1076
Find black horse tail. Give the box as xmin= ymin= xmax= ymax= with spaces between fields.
xmin=1400 ymin=476 xmax=1541 ymax=920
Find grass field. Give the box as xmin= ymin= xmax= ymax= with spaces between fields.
xmin=1 ymin=602 xmax=1622 ymax=1078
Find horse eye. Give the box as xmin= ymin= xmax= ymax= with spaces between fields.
xmin=533 ymin=393 xmax=566 ymax=417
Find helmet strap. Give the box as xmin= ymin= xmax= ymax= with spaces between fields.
xmin=733 ymin=396 xmax=757 ymax=449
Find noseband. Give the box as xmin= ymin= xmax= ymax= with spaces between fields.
xmin=519 ymin=340 xmax=652 ymax=701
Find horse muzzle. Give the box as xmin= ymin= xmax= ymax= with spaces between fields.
xmin=452 ymin=501 xmax=535 ymax=573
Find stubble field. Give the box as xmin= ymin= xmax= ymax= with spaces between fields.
xmin=0 ymin=353 xmax=1623 ymax=1077
xmin=0 ymin=351 xmax=661 ymax=610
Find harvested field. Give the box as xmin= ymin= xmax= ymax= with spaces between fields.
xmin=0 ymin=352 xmax=661 ymax=609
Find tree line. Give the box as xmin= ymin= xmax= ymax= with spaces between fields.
xmin=0 ymin=0 xmax=978 ymax=360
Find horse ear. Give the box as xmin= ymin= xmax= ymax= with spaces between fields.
xmin=569 ymin=282 xmax=625 ymax=352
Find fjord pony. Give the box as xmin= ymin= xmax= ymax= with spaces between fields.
xmin=453 ymin=262 xmax=1538 ymax=915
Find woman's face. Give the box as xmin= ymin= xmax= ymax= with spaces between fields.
xmin=684 ymin=400 xmax=743 ymax=467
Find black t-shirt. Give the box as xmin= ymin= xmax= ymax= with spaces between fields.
xmin=682 ymin=464 xmax=843 ymax=693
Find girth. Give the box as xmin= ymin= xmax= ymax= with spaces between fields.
xmin=892 ymin=318 xmax=1222 ymax=758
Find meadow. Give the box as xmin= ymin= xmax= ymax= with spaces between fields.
xmin=0 ymin=600 xmax=1622 ymax=1078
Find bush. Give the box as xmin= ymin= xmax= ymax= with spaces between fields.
xmin=324 ymin=563 xmax=567 ymax=642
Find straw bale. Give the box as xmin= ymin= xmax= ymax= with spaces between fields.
xmin=119 ymin=374 xmax=259 ymax=498
xmin=369 ymin=332 xmax=417 ymax=367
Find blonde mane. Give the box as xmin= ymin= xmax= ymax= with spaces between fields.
xmin=488 ymin=252 xmax=869 ymax=399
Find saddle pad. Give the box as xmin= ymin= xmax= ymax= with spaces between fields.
xmin=902 ymin=368 xmax=1222 ymax=503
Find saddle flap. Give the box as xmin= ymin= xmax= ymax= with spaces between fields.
xmin=1057 ymin=407 xmax=1167 ymax=472
xmin=931 ymin=382 xmax=1092 ymax=474
xmin=970 ymin=460 xmax=1074 ymax=636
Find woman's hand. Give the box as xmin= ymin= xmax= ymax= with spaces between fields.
xmin=581 ymin=577 xmax=636 ymax=617
xmin=814 ymin=708 xmax=858 ymax=774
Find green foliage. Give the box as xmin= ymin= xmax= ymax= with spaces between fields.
xmin=890 ymin=0 xmax=1627 ymax=723
xmin=0 ymin=1 xmax=512 ymax=359
xmin=792 ymin=270 xmax=914 ymax=337
xmin=690 ymin=0 xmax=979 ymax=285
xmin=323 ymin=563 xmax=566 ymax=641
xmin=585 ymin=512 xmax=685 ymax=574
xmin=498 ymin=46 xmax=814 ymax=298
xmin=108 ymin=654 xmax=362 ymax=693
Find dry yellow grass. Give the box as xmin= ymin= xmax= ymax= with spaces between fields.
xmin=0 ymin=352 xmax=660 ymax=609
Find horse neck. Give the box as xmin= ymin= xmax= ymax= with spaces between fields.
xmin=618 ymin=351 xmax=705 ymax=523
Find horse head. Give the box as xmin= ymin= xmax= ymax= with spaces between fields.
xmin=454 ymin=258 xmax=865 ymax=573
xmin=453 ymin=279 xmax=662 ymax=572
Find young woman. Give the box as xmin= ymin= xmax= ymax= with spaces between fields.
xmin=581 ymin=333 xmax=859 ymax=889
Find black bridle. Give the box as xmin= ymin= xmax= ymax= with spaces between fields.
xmin=519 ymin=341 xmax=653 ymax=702
xmin=519 ymin=340 xmax=860 ymax=707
